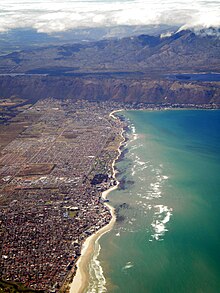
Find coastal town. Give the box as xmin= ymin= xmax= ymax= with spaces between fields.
xmin=0 ymin=96 xmax=219 ymax=292
xmin=0 ymin=98 xmax=125 ymax=292
xmin=0 ymin=2 xmax=219 ymax=291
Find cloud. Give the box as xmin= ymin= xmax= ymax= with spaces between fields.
xmin=0 ymin=0 xmax=219 ymax=34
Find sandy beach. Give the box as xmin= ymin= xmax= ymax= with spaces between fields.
xmin=69 ymin=110 xmax=125 ymax=293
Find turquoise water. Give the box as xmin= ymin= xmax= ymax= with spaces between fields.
xmin=87 ymin=110 xmax=220 ymax=293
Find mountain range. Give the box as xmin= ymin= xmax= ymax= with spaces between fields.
xmin=0 ymin=29 xmax=220 ymax=105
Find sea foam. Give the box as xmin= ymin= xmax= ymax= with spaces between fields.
xmin=122 ymin=261 xmax=134 ymax=271
xmin=151 ymin=205 xmax=173 ymax=241
xmin=87 ymin=242 xmax=107 ymax=293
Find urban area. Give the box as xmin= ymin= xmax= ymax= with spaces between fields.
xmin=0 ymin=98 xmax=125 ymax=292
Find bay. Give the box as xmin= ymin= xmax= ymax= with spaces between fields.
xmin=87 ymin=110 xmax=220 ymax=293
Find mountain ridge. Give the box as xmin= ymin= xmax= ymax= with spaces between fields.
xmin=0 ymin=29 xmax=220 ymax=106
xmin=0 ymin=29 xmax=220 ymax=74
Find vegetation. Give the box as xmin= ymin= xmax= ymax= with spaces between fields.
xmin=0 ymin=280 xmax=44 ymax=293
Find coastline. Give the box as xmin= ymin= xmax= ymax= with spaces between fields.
xmin=69 ymin=110 xmax=125 ymax=293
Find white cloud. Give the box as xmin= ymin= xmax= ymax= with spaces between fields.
xmin=0 ymin=0 xmax=219 ymax=33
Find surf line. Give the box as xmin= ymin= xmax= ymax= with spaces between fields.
xmin=69 ymin=110 xmax=125 ymax=293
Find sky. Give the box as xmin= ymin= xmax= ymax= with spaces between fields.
xmin=0 ymin=0 xmax=219 ymax=34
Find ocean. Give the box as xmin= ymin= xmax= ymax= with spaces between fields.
xmin=86 ymin=110 xmax=220 ymax=293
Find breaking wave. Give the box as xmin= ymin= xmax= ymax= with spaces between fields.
xmin=150 ymin=205 xmax=173 ymax=241
xmin=87 ymin=241 xmax=107 ymax=293
xmin=122 ymin=261 xmax=134 ymax=271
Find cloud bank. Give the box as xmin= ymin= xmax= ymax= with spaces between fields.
xmin=0 ymin=0 xmax=219 ymax=34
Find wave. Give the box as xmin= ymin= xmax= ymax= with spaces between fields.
xmin=129 ymin=124 xmax=139 ymax=142
xmin=129 ymin=153 xmax=150 ymax=176
xmin=150 ymin=205 xmax=173 ymax=241
xmin=87 ymin=241 xmax=107 ymax=292
xmin=122 ymin=261 xmax=134 ymax=271
xmin=129 ymin=143 xmax=144 ymax=151
xmin=116 ymin=121 xmax=172 ymax=243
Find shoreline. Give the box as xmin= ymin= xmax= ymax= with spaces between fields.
xmin=69 ymin=110 xmax=125 ymax=293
